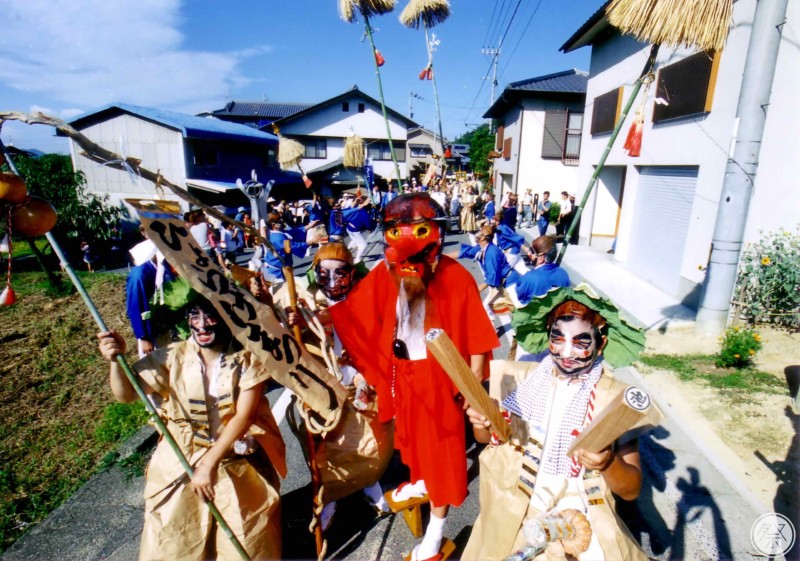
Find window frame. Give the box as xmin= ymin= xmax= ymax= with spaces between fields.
xmin=652 ymin=51 xmax=721 ymax=123
xmin=303 ymin=138 xmax=327 ymax=159
xmin=590 ymin=87 xmax=623 ymax=136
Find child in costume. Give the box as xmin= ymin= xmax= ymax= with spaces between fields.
xmin=465 ymin=284 xmax=652 ymax=561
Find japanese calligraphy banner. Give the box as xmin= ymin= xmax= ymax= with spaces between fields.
xmin=128 ymin=199 xmax=347 ymax=426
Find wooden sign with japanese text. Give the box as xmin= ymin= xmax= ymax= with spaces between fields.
xmin=128 ymin=199 xmax=347 ymax=427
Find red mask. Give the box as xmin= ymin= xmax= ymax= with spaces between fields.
xmin=382 ymin=193 xmax=446 ymax=284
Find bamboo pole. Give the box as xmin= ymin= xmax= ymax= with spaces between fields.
xmin=362 ymin=13 xmax=404 ymax=192
xmin=425 ymin=26 xmax=447 ymax=170
xmin=556 ymin=43 xmax=659 ymax=266
xmin=0 ymin=138 xmax=253 ymax=561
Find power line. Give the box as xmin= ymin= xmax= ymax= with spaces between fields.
xmin=465 ymin=0 xmax=524 ymax=125
xmin=501 ymin=0 xmax=546 ymax=77
xmin=481 ymin=0 xmax=503 ymax=49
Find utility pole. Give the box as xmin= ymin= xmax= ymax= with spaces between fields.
xmin=695 ymin=0 xmax=790 ymax=335
xmin=408 ymin=91 xmax=414 ymax=120
xmin=481 ymin=46 xmax=501 ymax=107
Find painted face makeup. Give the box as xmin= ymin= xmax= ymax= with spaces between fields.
xmin=187 ymin=306 xmax=222 ymax=348
xmin=315 ymin=258 xmax=355 ymax=301
xmin=548 ymin=316 xmax=599 ymax=378
xmin=384 ymin=220 xmax=442 ymax=282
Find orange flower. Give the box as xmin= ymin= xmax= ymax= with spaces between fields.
xmin=754 ymin=334 xmax=761 ymax=342
xmin=734 ymin=354 xmax=740 ymax=358
xmin=748 ymin=349 xmax=755 ymax=355
xmin=761 ymin=256 xmax=771 ymax=265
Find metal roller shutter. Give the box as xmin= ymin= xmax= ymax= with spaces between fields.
xmin=627 ymin=166 xmax=698 ymax=296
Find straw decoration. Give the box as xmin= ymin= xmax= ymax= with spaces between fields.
xmin=338 ymin=0 xmax=396 ymax=23
xmin=343 ymin=133 xmax=365 ymax=168
xmin=606 ymin=0 xmax=732 ymax=52
xmin=399 ymin=0 xmax=451 ymax=29
xmin=272 ymin=124 xmax=306 ymax=171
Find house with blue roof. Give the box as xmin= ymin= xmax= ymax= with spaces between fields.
xmin=483 ymin=69 xmax=588 ymax=211
xmin=64 ymin=103 xmax=304 ymax=211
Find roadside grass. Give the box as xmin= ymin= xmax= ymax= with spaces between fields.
xmin=5 ymin=238 xmax=52 ymax=261
xmin=639 ymin=354 xmax=785 ymax=393
xmin=0 ymin=270 xmax=146 ymax=553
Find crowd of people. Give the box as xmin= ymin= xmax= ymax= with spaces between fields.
xmin=100 ymin=185 xmax=650 ymax=561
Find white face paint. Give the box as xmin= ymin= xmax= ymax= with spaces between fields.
xmin=548 ymin=317 xmax=601 ymax=377
xmin=315 ymin=258 xmax=355 ymax=301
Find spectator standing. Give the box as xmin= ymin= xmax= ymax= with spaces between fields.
xmin=537 ymin=191 xmax=552 ymax=236
xmin=520 ymin=188 xmax=534 ymax=228
xmin=556 ymin=190 xmax=573 ymax=241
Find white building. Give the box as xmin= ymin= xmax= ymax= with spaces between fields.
xmin=562 ymin=0 xmax=800 ymax=308
xmin=483 ymin=69 xmax=588 ymax=205
xmin=274 ymin=86 xmax=418 ymax=192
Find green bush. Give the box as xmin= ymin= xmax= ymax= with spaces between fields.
xmin=548 ymin=202 xmax=561 ymax=223
xmin=716 ymin=326 xmax=762 ymax=368
xmin=734 ymin=226 xmax=800 ymax=329
xmin=94 ymin=402 xmax=149 ymax=444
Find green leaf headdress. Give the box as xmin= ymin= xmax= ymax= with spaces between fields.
xmin=512 ymin=282 xmax=645 ymax=367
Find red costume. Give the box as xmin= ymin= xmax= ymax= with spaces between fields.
xmin=331 ymin=257 xmax=499 ymax=507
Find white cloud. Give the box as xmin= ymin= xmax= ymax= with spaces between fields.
xmin=0 ymin=0 xmax=271 ymax=110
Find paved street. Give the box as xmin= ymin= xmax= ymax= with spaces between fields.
xmin=0 ymin=230 xmax=780 ymax=561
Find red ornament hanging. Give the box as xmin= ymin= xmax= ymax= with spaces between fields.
xmin=623 ymin=107 xmax=644 ymax=157
xmin=303 ymin=175 xmax=313 ymax=188
xmin=374 ymin=49 xmax=385 ymax=67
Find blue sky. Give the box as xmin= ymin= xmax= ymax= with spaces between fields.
xmin=0 ymin=0 xmax=601 ymax=154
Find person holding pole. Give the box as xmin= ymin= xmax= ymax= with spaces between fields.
xmin=97 ymin=294 xmax=286 ymax=561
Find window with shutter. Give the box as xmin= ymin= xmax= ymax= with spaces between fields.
xmin=542 ymin=110 xmax=583 ymax=165
xmin=653 ymin=51 xmax=720 ymax=122
xmin=496 ymin=124 xmax=505 ymax=150
xmin=503 ymin=138 xmax=512 ymax=160
xmin=590 ymin=88 xmax=623 ymax=135
xmin=542 ymin=110 xmax=567 ymax=159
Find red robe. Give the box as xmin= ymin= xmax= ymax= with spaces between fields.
xmin=331 ymin=256 xmax=499 ymax=507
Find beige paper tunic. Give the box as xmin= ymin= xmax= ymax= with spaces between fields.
xmin=134 ymin=338 xmax=286 ymax=561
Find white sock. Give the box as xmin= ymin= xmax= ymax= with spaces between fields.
xmin=416 ymin=513 xmax=446 ymax=560
xmin=393 ymin=479 xmax=428 ymax=501
xmin=363 ymin=482 xmax=389 ymax=512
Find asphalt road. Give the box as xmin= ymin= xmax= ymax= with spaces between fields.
xmin=1 ymin=230 xmax=781 ymax=561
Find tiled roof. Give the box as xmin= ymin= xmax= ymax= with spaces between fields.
xmin=68 ymin=103 xmax=279 ymax=143
xmin=482 ymin=69 xmax=588 ymax=119
xmin=508 ymin=69 xmax=589 ymax=94
xmin=211 ymin=101 xmax=312 ymax=119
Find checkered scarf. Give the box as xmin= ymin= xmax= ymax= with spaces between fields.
xmin=502 ymin=355 xmax=603 ymax=477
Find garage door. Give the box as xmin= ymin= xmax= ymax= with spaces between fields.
xmin=627 ymin=166 xmax=698 ymax=296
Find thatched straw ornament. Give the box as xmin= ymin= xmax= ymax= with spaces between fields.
xmin=343 ymin=133 xmax=365 ymax=168
xmin=338 ymin=0 xmax=396 ymax=23
xmin=399 ymin=0 xmax=450 ymax=29
xmin=606 ymin=0 xmax=732 ymax=52
xmin=272 ymin=125 xmax=306 ymax=171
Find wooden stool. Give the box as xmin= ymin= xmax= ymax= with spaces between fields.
xmin=384 ymin=488 xmax=429 ymax=539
